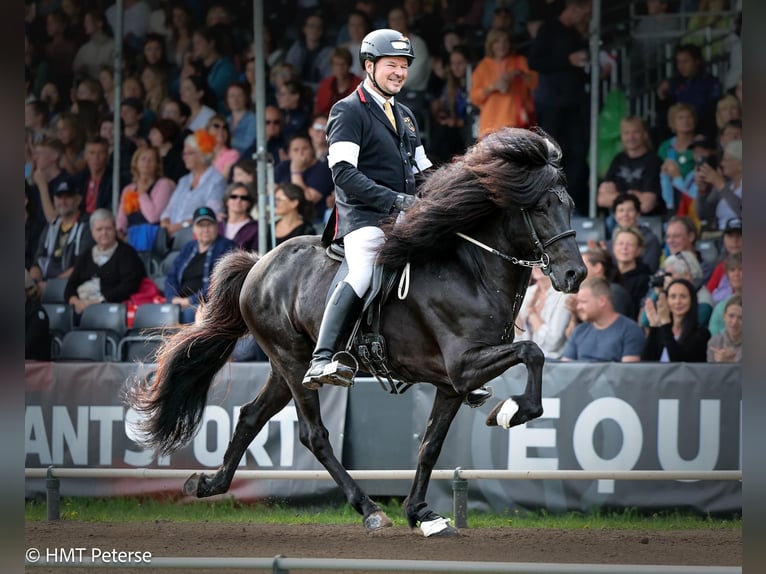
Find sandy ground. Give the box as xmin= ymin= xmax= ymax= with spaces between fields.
xmin=25 ymin=521 xmax=741 ymax=573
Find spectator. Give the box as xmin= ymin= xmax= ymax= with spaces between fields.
xmin=387 ymin=6 xmax=430 ymax=92
xmin=105 ymin=0 xmax=151 ymax=55
xmin=164 ymin=206 xmax=236 ymax=323
xmin=25 ymin=100 xmax=50 ymax=145
xmin=516 ymin=266 xmax=573 ymax=358
xmin=696 ymin=139 xmax=742 ymax=231
xmin=73 ymin=77 xmax=106 ymax=112
xmin=116 ymin=146 xmax=176 ymax=252
xmin=160 ymin=129 xmax=227 ymax=237
xmin=166 ymin=2 xmax=193 ymax=74
xmin=276 ymin=79 xmax=312 ymax=143
xmin=207 ymin=114 xmax=240 ymax=181
xmin=656 ymin=43 xmax=721 ymax=140
xmin=658 ymin=103 xmax=701 ymax=213
xmin=28 ymin=183 xmax=94 ymax=291
xmin=284 ymin=12 xmax=334 ymax=93
xmin=73 ymin=136 xmax=113 ymax=215
xmin=308 ymin=115 xmax=329 ymax=162
xmin=663 ymin=215 xmax=707 ymax=277
xmin=141 ymin=33 xmax=169 ymax=74
xmin=274 ymin=133 xmax=334 ymax=225
xmin=613 ymin=227 xmax=652 ymax=319
xmin=707 ymin=295 xmax=742 ymax=363
xmin=706 ymin=217 xmax=742 ymax=297
xmin=243 ymin=105 xmax=289 ymax=165
xmin=578 ymin=248 xmax=633 ymax=317
xmin=609 ymin=194 xmax=662 ymax=273
xmin=29 ymin=137 xmax=72 ymax=224
xmin=55 ymin=112 xmax=86 ymax=175
xmin=470 ymin=29 xmax=537 ymax=138
xmin=40 ymin=82 xmax=66 ymax=129
xmin=597 ymin=115 xmax=664 ymax=217
xmin=141 ymin=64 xmax=168 ymax=116
xmin=72 ymin=9 xmax=115 ymax=81
xmin=314 ymin=47 xmax=362 ymax=118
xmin=98 ymin=65 xmax=116 ymax=112
xmin=148 ymin=118 xmax=187 ymax=183
xmin=714 ymin=94 xmax=741 ymax=136
xmin=665 ymin=135 xmax=718 ymax=228
xmin=641 ymin=278 xmax=710 ymax=362
xmin=562 ymin=277 xmax=645 ymax=362
xmin=44 ymin=11 xmax=77 ymax=99
xmin=338 ymin=9 xmax=372 ymax=78
xmin=25 ymin=270 xmax=51 ymax=361
xmin=528 ymin=0 xmax=593 ymax=215
xmin=184 ymin=27 xmax=237 ymax=113
xmin=120 ymin=98 xmax=148 ymax=147
xmin=271 ymin=182 xmax=316 ymax=247
xmin=231 ymin=158 xmax=258 ymax=187
xmin=218 ymin=182 xmax=258 ymax=251
xmin=429 ymin=45 xmax=471 ymax=165
xmin=225 ymin=82 xmax=257 ymax=156
xmin=707 ymin=252 xmax=742 ymax=335
xmin=65 ymin=208 xmax=146 ymax=316
xmin=159 ymin=96 xmax=191 ymax=132
xmin=404 ymin=0 xmax=444 ymax=55
xmin=180 ymin=75 xmax=216 ymax=132
xmin=719 ymin=118 xmax=742 ymax=150
xmin=98 ymin=115 xmax=136 ymax=195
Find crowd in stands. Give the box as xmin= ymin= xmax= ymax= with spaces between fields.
xmin=24 ymin=0 xmax=742 ymax=366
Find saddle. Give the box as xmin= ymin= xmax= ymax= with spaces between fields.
xmin=325 ymin=243 xmax=414 ymax=395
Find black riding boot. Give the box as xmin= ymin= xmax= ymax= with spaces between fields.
xmin=302 ymin=281 xmax=364 ymax=390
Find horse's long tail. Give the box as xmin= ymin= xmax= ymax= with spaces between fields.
xmin=126 ymin=250 xmax=259 ymax=455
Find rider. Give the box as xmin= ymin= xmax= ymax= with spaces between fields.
xmin=302 ymin=28 xmax=428 ymax=390
xmin=302 ymin=29 xmax=492 ymax=406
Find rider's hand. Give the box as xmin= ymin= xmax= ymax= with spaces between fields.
xmin=393 ymin=194 xmax=418 ymax=212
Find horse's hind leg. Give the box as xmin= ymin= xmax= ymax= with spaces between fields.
xmin=403 ymin=389 xmax=463 ymax=537
xmin=184 ymin=371 xmax=293 ymax=498
xmin=486 ymin=340 xmax=545 ymax=429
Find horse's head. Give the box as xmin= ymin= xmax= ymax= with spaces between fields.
xmin=515 ymin=185 xmax=587 ymax=294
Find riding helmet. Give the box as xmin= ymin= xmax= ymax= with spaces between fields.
xmin=359 ymin=29 xmax=415 ymax=68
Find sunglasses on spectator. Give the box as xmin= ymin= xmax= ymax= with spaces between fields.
xmin=311 ymin=123 xmax=326 ymax=131
xmin=266 ymin=119 xmax=281 ymax=125
xmin=229 ymin=194 xmax=251 ymax=201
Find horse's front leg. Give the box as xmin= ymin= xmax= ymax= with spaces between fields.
xmin=449 ymin=340 xmax=545 ymax=429
xmin=184 ymin=372 xmax=293 ymax=497
xmin=403 ymin=388 xmax=463 ymax=537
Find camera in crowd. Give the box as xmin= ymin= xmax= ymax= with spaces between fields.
xmin=649 ymin=270 xmax=669 ymax=290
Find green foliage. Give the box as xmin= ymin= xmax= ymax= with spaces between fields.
xmin=25 ymin=497 xmax=741 ymax=530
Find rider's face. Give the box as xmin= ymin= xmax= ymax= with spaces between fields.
xmin=368 ymin=56 xmax=409 ymax=95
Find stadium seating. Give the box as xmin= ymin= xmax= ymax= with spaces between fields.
xmin=43 ymin=303 xmax=73 ymax=359
xmin=118 ymin=303 xmax=181 ymax=362
xmin=57 ymin=330 xmax=108 ymax=362
xmin=77 ymin=303 xmax=127 ymax=360
xmin=41 ymin=278 xmax=69 ymax=304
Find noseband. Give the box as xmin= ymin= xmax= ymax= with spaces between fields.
xmin=456 ymin=188 xmax=576 ymax=270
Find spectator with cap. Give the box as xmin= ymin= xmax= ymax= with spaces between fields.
xmin=707 ymin=294 xmax=742 ymax=363
xmin=696 ymin=139 xmax=742 ymax=231
xmin=160 ymin=129 xmax=227 ymax=237
xmin=706 ymin=217 xmax=742 ymax=297
xmin=164 ymin=206 xmax=236 ymax=323
xmin=562 ymin=277 xmax=645 ymax=362
xmin=65 ymin=208 xmax=146 ymax=317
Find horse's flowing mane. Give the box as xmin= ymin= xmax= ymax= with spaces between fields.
xmin=378 ymin=127 xmax=564 ymax=268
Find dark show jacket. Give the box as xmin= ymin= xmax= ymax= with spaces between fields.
xmin=325 ymin=83 xmax=432 ymax=240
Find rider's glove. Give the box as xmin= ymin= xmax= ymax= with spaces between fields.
xmin=393 ymin=194 xmax=418 ymax=212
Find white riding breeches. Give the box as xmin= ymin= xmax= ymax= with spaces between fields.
xmin=342 ymin=226 xmax=386 ymax=298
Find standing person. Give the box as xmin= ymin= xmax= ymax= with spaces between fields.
xmin=469 ymin=28 xmax=537 ymax=138
xmin=641 ymin=278 xmax=710 ymax=362
xmin=528 ymin=0 xmax=593 ymax=215
xmin=658 ymin=103 xmax=700 ymax=213
xmin=301 ymin=29 xmax=434 ymax=390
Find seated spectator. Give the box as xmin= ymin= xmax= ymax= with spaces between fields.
xmin=597 ymin=115 xmax=664 ymax=218
xmin=219 ymin=182 xmax=258 ymax=251
xmin=160 ymin=129 xmax=227 ymax=237
xmin=284 ymin=12 xmax=333 ymax=93
xmin=98 ymin=115 xmax=136 ymax=193
xmin=207 ymin=114 xmax=240 ymax=181
xmin=274 ymin=133 xmax=334 ymax=225
xmin=314 ymin=46 xmax=362 ymax=117
xmin=164 ymin=206 xmax=236 ymax=323
xmin=148 ymin=119 xmax=187 ymax=183
xmin=28 ymin=183 xmax=94 ymax=293
xmin=707 ymin=295 xmax=742 ymax=363
xmin=662 ymin=215 xmax=712 ymax=279
xmin=469 ymin=28 xmax=537 ymax=137
xmin=225 ymin=82 xmax=256 ymax=156
xmin=430 ymin=44 xmax=472 ymax=166
xmin=696 ymin=139 xmax=742 ymax=231
xmin=140 ymin=64 xmax=168 ymax=116
xmin=580 ymin=248 xmax=633 ymax=317
xmin=276 ymin=79 xmax=312 ymax=143
xmin=516 ymin=266 xmax=573 ymax=359
xmin=641 ymin=277 xmax=710 ymax=362
xmin=613 ymin=228 xmax=652 ymax=319
xmin=184 ymin=27 xmax=237 ymax=113
xmin=55 ymin=112 xmax=86 ymax=175
xmin=180 ymin=75 xmax=216 ymax=132
xmin=658 ymin=103 xmax=701 ymax=213
xmin=72 ymin=136 xmax=113 ymax=215
xmin=271 ymin=182 xmax=316 ymax=247
xmin=29 ymin=137 xmax=73 ymax=224
xmin=308 ymin=115 xmax=329 ymax=162
xmin=665 ymin=135 xmax=718 ymax=228
xmin=642 ymin=250 xmax=714 ymax=328
xmin=707 ymin=218 xmax=742 ymax=297
xmin=707 ymin=252 xmax=742 ymax=336
xmin=561 ymin=277 xmax=645 ymax=362
xmin=116 ymin=146 xmax=176 ymax=252
xmin=719 ymin=118 xmax=742 ymax=149
xmin=159 ymin=96 xmax=191 ymax=133
xmin=387 ymin=6 xmax=430 ymax=92
xmin=120 ymin=97 xmax=148 ymax=147
xmin=122 ymin=76 xmax=157 ymax=137
xmin=338 ymin=9 xmax=372 ymax=78
xmin=25 ymin=269 xmax=51 ymax=361
xmin=714 ymin=94 xmax=741 ymax=137
xmin=65 ymin=209 xmax=146 ymax=316
xmin=607 ymin=194 xmax=662 ymax=273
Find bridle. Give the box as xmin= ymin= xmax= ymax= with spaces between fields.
xmin=456 ymin=187 xmax=576 ymax=271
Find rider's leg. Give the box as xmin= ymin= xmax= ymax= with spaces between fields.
xmin=302 ymin=227 xmax=383 ymax=390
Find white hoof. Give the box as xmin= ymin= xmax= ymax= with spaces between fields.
xmin=420 ymin=516 xmax=454 ymax=537
xmin=497 ymin=399 xmax=520 ymax=429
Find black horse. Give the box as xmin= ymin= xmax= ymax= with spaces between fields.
xmin=127 ymin=128 xmax=587 ymax=537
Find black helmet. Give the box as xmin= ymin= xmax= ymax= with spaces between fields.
xmin=359 ymin=28 xmax=415 ymax=68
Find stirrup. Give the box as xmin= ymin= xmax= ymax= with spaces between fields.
xmin=302 ymin=352 xmax=359 ymax=390
xmin=464 ymin=386 xmax=493 ymax=408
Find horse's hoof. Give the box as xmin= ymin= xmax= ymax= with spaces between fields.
xmin=183 ymin=473 xmax=200 ymax=496
xmin=363 ymin=510 xmax=393 ymax=531
xmin=485 ymin=398 xmax=520 ymax=429
xmin=419 ymin=517 xmax=458 ymax=537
